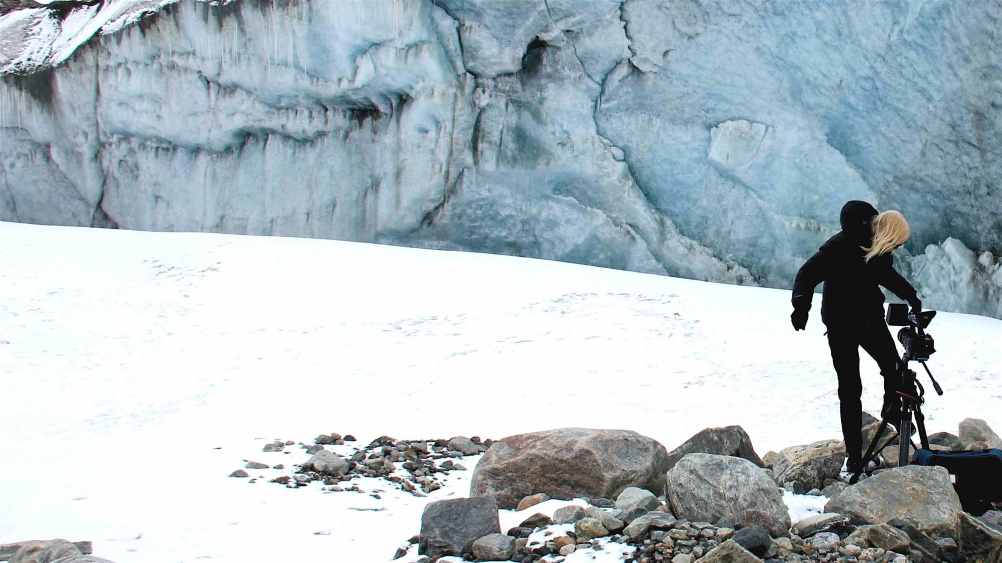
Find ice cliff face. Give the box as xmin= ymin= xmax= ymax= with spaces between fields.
xmin=1 ymin=0 xmax=1000 ymax=317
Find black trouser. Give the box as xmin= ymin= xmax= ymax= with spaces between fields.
xmin=826 ymin=317 xmax=902 ymax=468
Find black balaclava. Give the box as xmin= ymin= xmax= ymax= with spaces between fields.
xmin=839 ymin=200 xmax=878 ymax=246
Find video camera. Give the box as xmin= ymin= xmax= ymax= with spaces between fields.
xmin=886 ymin=303 xmax=936 ymax=361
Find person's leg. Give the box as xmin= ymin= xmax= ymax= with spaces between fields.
xmin=860 ymin=319 xmax=903 ymax=421
xmin=827 ymin=327 xmax=863 ymax=470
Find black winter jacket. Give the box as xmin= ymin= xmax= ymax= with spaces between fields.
xmin=792 ymin=201 xmax=919 ymax=327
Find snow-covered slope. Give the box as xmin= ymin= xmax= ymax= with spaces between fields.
xmin=1 ymin=221 xmax=999 ymax=562
xmin=1 ymin=0 xmax=1000 ymax=316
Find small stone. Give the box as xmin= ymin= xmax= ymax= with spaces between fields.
xmin=315 ymin=434 xmax=334 ymax=445
xmin=574 ymin=517 xmax=609 ymax=541
xmin=812 ymin=532 xmax=840 ymax=552
xmin=517 ymin=493 xmax=550 ymax=512
xmin=272 ymin=464 xmax=284 ymax=469
xmin=245 ymin=461 xmax=269 ymax=469
xmin=229 ymin=469 xmax=249 ymax=478
xmin=520 ymin=513 xmax=553 ymax=529
xmin=559 ymin=544 xmax=576 ymax=555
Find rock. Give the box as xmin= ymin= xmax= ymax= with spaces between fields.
xmin=9 ymin=540 xmax=82 ymax=563
xmin=303 ymin=450 xmax=348 ymax=476
xmin=671 ymin=554 xmax=695 ymax=563
xmin=820 ymin=480 xmax=849 ymax=499
xmin=574 ymin=517 xmax=609 ymax=541
xmin=552 ymin=505 xmax=587 ymax=524
xmin=886 ymin=519 xmax=945 ymax=563
xmin=928 ymin=432 xmax=965 ymax=450
xmin=229 ymin=470 xmax=249 ymax=478
xmin=315 ymin=434 xmax=334 ymax=445
xmin=959 ymin=418 xmax=1002 ymax=450
xmin=419 ymin=497 xmax=501 ymax=558
xmin=811 ymin=532 xmax=841 ymax=551
xmin=731 ymin=526 xmax=771 ymax=556
xmin=470 ymin=428 xmax=670 ymax=509
xmin=866 ymin=523 xmax=912 ymax=552
xmin=978 ymin=510 xmax=1002 ymax=533
xmin=699 ymin=539 xmax=762 ymax=563
xmin=617 ymin=506 xmax=648 ymax=524
xmin=622 ymin=512 xmax=677 ymax=540
xmin=763 ymin=451 xmax=777 ymax=469
xmin=667 ymin=453 xmax=790 ymax=537
xmin=519 ymin=513 xmax=553 ymax=529
xmin=792 ymin=513 xmax=852 ymax=538
xmin=825 ymin=465 xmax=964 ymax=538
xmin=772 ymin=439 xmax=845 ymax=491
xmin=862 ymin=412 xmax=899 ymax=447
xmin=665 ymin=425 xmax=764 ymax=470
xmin=471 ymin=533 xmax=515 ymax=561
xmin=615 ymin=486 xmax=661 ymax=512
xmin=516 ymin=493 xmax=549 ymax=511
xmin=957 ymin=511 xmax=1002 ymax=562
xmin=584 ymin=506 xmax=625 ymax=533
xmin=50 ymin=558 xmax=115 ymax=563
xmin=245 ymin=461 xmax=268 ymax=469
xmin=448 ymin=436 xmax=481 ymax=456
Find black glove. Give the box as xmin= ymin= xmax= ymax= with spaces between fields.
xmin=791 ymin=308 xmax=809 ymax=331
xmin=909 ymin=298 xmax=922 ymax=314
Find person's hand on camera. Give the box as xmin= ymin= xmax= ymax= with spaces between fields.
xmin=791 ymin=308 xmax=808 ymax=331
xmin=909 ymin=298 xmax=922 ymax=314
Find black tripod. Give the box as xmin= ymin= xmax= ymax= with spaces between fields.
xmin=852 ymin=355 xmax=944 ymax=484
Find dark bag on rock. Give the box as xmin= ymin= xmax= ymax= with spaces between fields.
xmin=911 ymin=448 xmax=1002 ymax=515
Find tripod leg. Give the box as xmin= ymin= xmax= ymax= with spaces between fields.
xmin=898 ymin=402 xmax=913 ymax=467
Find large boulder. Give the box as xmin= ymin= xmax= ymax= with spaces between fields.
xmin=666 ymin=453 xmax=790 ymax=537
xmin=959 ymin=418 xmax=1002 ymax=450
xmin=772 ymin=439 xmax=845 ymax=491
xmin=470 ymin=428 xmax=670 ymax=509
xmin=8 ymin=540 xmax=82 ymax=563
xmin=420 ymin=497 xmax=501 ymax=558
xmin=825 ymin=465 xmax=963 ymax=538
xmin=665 ymin=425 xmax=763 ymax=470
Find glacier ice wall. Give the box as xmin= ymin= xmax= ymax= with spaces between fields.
xmin=1 ymin=0 xmax=1000 ymax=317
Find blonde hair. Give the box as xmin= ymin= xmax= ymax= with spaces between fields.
xmin=862 ymin=210 xmax=910 ymax=262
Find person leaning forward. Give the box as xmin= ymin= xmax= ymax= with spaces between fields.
xmin=791 ymin=200 xmax=922 ymax=475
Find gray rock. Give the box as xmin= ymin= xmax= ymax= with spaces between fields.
xmin=820 ymin=480 xmax=849 ymax=499
xmin=957 ymin=511 xmax=1002 ymax=563
xmin=584 ymin=506 xmax=624 ymax=533
xmin=667 ymin=453 xmax=790 ymax=537
xmin=865 ymin=523 xmax=911 ymax=552
xmin=886 ymin=519 xmax=944 ymax=563
xmin=448 ymin=436 xmax=481 ymax=456
xmin=552 ymin=505 xmax=587 ymax=524
xmin=574 ymin=517 xmax=609 ymax=541
xmin=315 ymin=434 xmax=334 ymax=445
xmin=811 ymin=532 xmax=840 ymax=551
xmin=772 ymin=439 xmax=845 ymax=491
xmin=420 ymin=497 xmax=501 ymax=558
xmin=470 ymin=428 xmax=670 ymax=509
xmin=622 ymin=512 xmax=677 ymax=540
xmin=825 ymin=465 xmax=964 ymax=538
xmin=928 ymin=432 xmax=964 ymax=450
xmin=959 ymin=418 xmax=1002 ymax=450
xmin=671 ymin=554 xmax=695 ymax=563
xmin=617 ymin=505 xmax=648 ymax=524
xmin=731 ymin=526 xmax=771 ymax=556
xmin=303 ymin=450 xmax=348 ymax=476
xmin=699 ymin=540 xmax=761 ymax=563
xmin=9 ymin=540 xmax=82 ymax=563
xmin=665 ymin=425 xmax=764 ymax=470
xmin=229 ymin=469 xmax=249 ymax=478
xmin=471 ymin=533 xmax=515 ymax=561
xmin=245 ymin=461 xmax=268 ymax=469
xmin=51 ymin=558 xmax=115 ymax=563
xmin=615 ymin=486 xmax=661 ymax=512
xmin=791 ymin=513 xmax=852 ymax=538
xmin=978 ymin=510 xmax=1002 ymax=533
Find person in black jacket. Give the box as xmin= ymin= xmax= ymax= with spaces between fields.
xmin=791 ymin=200 xmax=922 ymax=474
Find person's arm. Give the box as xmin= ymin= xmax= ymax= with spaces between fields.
xmin=791 ymin=248 xmax=829 ymax=329
xmin=874 ymin=254 xmax=921 ymax=311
